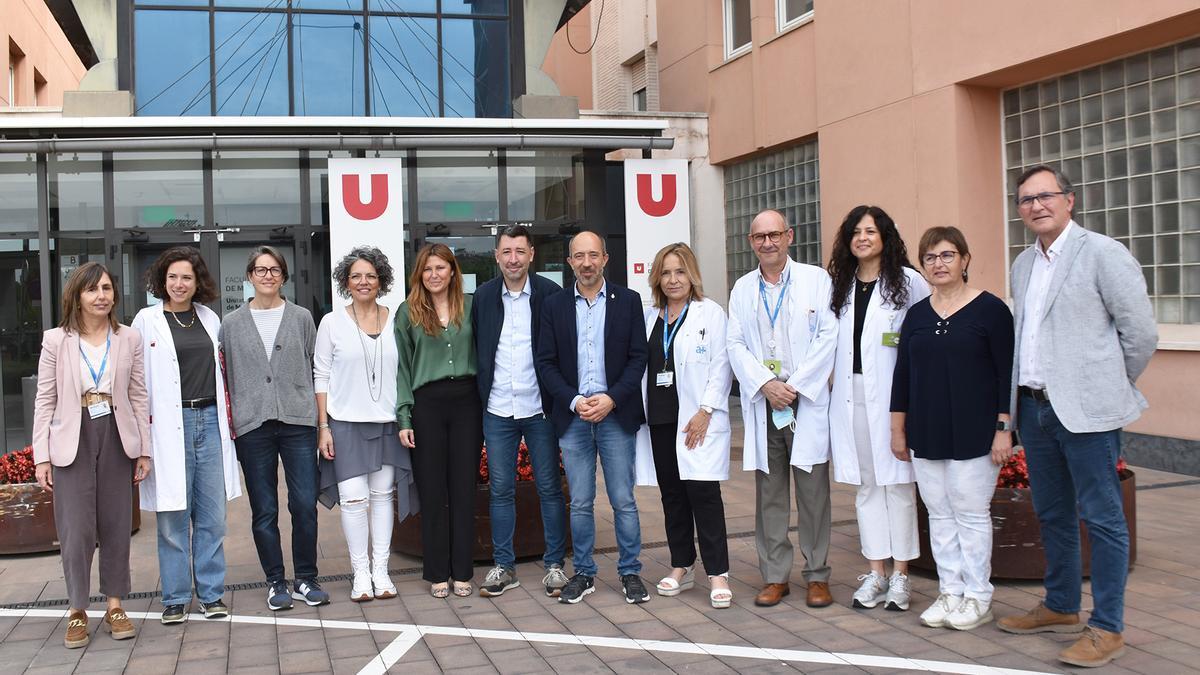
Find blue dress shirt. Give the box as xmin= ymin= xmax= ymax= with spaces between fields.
xmin=572 ymin=281 xmax=608 ymax=411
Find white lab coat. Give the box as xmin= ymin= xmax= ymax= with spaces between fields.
xmin=828 ymin=267 xmax=930 ymax=486
xmin=132 ymin=303 xmax=241 ymax=512
xmin=634 ymin=298 xmax=733 ymax=485
xmin=727 ymin=259 xmax=838 ymax=473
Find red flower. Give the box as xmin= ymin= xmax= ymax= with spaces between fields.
xmin=478 ymin=440 xmax=564 ymax=484
xmin=0 ymin=446 xmax=36 ymax=485
xmin=997 ymin=448 xmax=1127 ymax=489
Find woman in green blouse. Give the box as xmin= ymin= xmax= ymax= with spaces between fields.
xmin=396 ymin=243 xmax=481 ymax=598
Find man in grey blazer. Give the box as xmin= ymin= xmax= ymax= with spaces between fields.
xmin=998 ymin=165 xmax=1157 ymax=669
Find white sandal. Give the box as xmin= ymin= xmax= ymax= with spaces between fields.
xmin=656 ymin=567 xmax=694 ymax=597
xmin=709 ymin=576 xmax=732 ymax=609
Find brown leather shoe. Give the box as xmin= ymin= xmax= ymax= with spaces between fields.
xmin=104 ymin=607 xmax=136 ymax=640
xmin=1059 ymin=626 xmax=1126 ymax=668
xmin=805 ymin=581 xmax=833 ymax=608
xmin=997 ymin=601 xmax=1085 ymax=634
xmin=754 ymin=583 xmax=790 ymax=607
xmin=64 ymin=609 xmax=89 ymax=649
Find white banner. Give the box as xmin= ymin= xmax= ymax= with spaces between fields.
xmin=328 ymin=158 xmax=407 ymax=313
xmin=623 ymin=158 xmax=691 ymax=306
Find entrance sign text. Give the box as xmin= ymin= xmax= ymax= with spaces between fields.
xmin=328 ymin=158 xmax=406 ymax=312
xmin=623 ymin=159 xmax=691 ymax=305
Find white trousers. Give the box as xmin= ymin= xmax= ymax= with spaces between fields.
xmin=338 ymin=466 xmax=395 ymax=572
xmin=852 ymin=375 xmax=918 ymax=561
xmin=912 ymin=454 xmax=999 ymax=602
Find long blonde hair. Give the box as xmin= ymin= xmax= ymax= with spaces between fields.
xmin=406 ymin=243 xmax=465 ymax=336
xmin=648 ymin=242 xmax=705 ymax=309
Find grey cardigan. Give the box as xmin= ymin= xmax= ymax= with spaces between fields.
xmin=220 ymin=300 xmax=318 ymax=437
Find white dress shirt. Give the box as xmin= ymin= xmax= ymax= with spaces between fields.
xmin=756 ymin=268 xmax=795 ymax=380
xmin=487 ymin=277 xmax=544 ymax=419
xmin=1019 ymin=220 xmax=1075 ymax=389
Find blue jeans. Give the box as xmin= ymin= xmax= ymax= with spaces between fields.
xmin=1019 ymin=394 xmax=1129 ymax=633
xmin=235 ymin=421 xmax=320 ymax=584
xmin=483 ymin=412 xmax=568 ymax=570
xmin=559 ymin=416 xmax=641 ymax=577
xmin=156 ymin=405 xmax=227 ymax=606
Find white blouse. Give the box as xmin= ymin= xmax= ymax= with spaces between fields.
xmin=313 ymin=305 xmax=399 ymax=423
xmin=79 ymin=337 xmax=113 ymax=395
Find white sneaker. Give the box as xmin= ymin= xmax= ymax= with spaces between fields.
xmin=350 ymin=569 xmax=374 ymax=603
xmin=851 ymin=572 xmax=888 ymax=609
xmin=920 ymin=593 xmax=963 ymax=628
xmin=944 ymin=597 xmax=993 ymax=631
xmin=885 ymin=572 xmax=911 ymax=611
xmin=372 ymin=562 xmax=397 ymax=599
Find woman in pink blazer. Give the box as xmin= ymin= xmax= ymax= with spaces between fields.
xmin=32 ymin=262 xmax=152 ymax=649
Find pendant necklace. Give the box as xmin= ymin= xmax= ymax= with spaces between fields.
xmin=351 ymin=302 xmax=384 ymax=402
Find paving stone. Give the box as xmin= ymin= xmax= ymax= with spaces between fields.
xmin=279 ymin=648 xmax=334 ymax=674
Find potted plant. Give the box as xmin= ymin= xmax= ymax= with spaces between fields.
xmin=913 ymin=449 xmax=1136 ymax=580
xmin=392 ymin=440 xmax=568 ymax=562
xmin=0 ymin=446 xmax=141 ymax=555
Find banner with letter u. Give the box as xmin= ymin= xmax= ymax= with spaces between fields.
xmin=623 ymin=159 xmax=691 ymax=306
xmin=329 ymin=158 xmax=406 ymax=312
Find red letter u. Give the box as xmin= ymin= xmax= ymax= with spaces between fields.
xmin=342 ymin=174 xmax=389 ymax=220
xmin=636 ymin=174 xmax=677 ymax=217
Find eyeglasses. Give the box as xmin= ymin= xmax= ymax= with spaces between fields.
xmin=252 ymin=266 xmax=283 ymax=278
xmin=1016 ymin=191 xmax=1068 ymax=209
xmin=749 ymin=230 xmax=789 ymax=245
xmin=921 ymin=251 xmax=960 ymax=267
xmin=349 ymin=272 xmax=379 ymax=283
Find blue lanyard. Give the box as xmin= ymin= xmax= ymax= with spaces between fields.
xmin=80 ymin=331 xmax=111 ymax=389
xmin=759 ymin=272 xmax=790 ymax=330
xmin=661 ymin=302 xmax=690 ymax=368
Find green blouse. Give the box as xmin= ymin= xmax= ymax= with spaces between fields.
xmin=394 ymin=295 xmax=477 ymax=429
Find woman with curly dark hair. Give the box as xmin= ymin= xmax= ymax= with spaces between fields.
xmin=826 ymin=206 xmax=929 ymax=612
xmin=133 ymin=246 xmax=241 ymax=625
xmin=315 ymin=246 xmax=417 ymax=602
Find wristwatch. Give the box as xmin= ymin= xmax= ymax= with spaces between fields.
xmin=995 ymin=420 xmax=1012 ymax=432
xmin=699 ymin=405 xmax=714 ymax=415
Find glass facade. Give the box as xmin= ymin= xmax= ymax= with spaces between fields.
xmin=129 ymin=0 xmax=514 ymax=118
xmin=1003 ymin=37 xmax=1200 ymax=324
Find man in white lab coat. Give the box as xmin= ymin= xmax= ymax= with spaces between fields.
xmin=727 ymin=209 xmax=838 ymax=608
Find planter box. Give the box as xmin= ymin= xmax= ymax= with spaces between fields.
xmin=913 ymin=469 xmax=1137 ymax=580
xmin=0 ymin=483 xmax=142 ymax=555
xmin=392 ymin=478 xmax=569 ymax=563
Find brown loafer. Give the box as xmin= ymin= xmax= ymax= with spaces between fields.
xmin=64 ymin=609 xmax=89 ymax=649
xmin=806 ymin=581 xmax=833 ymax=608
xmin=104 ymin=608 xmax=136 ymax=640
xmin=1059 ymin=626 xmax=1126 ymax=668
xmin=997 ymin=601 xmax=1085 ymax=634
xmin=754 ymin=583 xmax=790 ymax=607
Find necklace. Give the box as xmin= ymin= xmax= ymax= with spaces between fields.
xmin=932 ymin=290 xmax=968 ymax=319
xmin=168 ymin=308 xmax=196 ymax=328
xmin=858 ymin=278 xmax=877 ymax=293
xmin=350 ymin=302 xmax=384 ymax=402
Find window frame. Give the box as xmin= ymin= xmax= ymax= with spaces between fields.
xmin=723 ymin=0 xmax=752 ymax=61
xmin=776 ymin=0 xmax=814 ymax=33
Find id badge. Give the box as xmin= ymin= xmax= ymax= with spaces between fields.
xmin=771 ymin=405 xmax=795 ymax=430
xmin=87 ymin=400 xmax=112 ymax=419
xmin=762 ymin=359 xmax=782 ymax=375
xmin=881 ymin=332 xmax=900 ymax=347
xmin=656 ymin=371 xmax=674 ymax=387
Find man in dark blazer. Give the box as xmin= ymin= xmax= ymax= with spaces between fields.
xmin=536 ymin=231 xmax=649 ymax=606
xmin=470 ymin=225 xmax=568 ymax=599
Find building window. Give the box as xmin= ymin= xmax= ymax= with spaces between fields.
xmin=1002 ymin=37 xmax=1200 ymax=324
xmin=33 ymin=70 xmax=46 ymax=106
xmin=777 ymin=0 xmax=814 ymax=31
xmin=724 ymin=0 xmax=752 ymax=60
xmin=724 ymin=140 xmax=821 ymax=287
xmin=633 ymin=88 xmax=647 ymax=111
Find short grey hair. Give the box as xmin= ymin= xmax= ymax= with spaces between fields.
xmin=332 ymin=246 xmax=395 ymax=299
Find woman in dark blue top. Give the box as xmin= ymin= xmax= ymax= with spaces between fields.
xmin=890 ymin=226 xmax=1014 ymax=633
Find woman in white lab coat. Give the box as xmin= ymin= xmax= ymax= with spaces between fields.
xmin=633 ymin=243 xmax=733 ymax=608
xmin=132 ymin=246 xmax=241 ymax=626
xmin=826 ymin=206 xmax=929 ymax=612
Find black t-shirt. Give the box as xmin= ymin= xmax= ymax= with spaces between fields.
xmin=646 ymin=309 xmax=687 ymax=427
xmin=167 ymin=308 xmax=217 ymax=401
xmin=852 ymin=279 xmax=877 ymax=375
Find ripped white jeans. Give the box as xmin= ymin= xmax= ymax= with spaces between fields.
xmin=338 ymin=466 xmax=395 ymax=572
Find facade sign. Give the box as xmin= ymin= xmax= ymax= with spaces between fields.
xmin=623 ymin=159 xmax=691 ymax=305
xmin=328 ymin=158 xmax=407 ymax=313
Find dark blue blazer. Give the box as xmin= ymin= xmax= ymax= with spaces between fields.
xmin=536 ymin=281 xmax=648 ymax=437
xmin=470 ymin=273 xmax=561 ymax=414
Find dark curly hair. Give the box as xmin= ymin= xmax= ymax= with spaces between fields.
xmin=332 ymin=246 xmax=396 ymax=299
xmin=144 ymin=246 xmax=219 ymax=304
xmin=827 ymin=205 xmax=914 ymax=317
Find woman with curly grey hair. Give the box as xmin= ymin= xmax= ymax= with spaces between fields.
xmin=315 ymin=246 xmax=418 ymax=602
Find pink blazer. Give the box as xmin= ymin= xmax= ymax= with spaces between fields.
xmin=32 ymin=326 xmax=151 ymax=467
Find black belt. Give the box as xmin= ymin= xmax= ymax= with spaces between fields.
xmin=181 ymin=397 xmax=217 ymax=408
xmin=1018 ymin=386 xmax=1050 ymax=403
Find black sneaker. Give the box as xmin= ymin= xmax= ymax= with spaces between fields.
xmin=557 ymin=574 xmax=595 ymax=604
xmin=479 ymin=566 xmax=519 ymax=597
xmin=201 ymin=600 xmax=229 ymax=619
xmin=160 ymin=604 xmax=187 ymax=625
xmin=621 ymin=574 xmax=650 ymax=604
xmin=267 ymin=580 xmax=293 ymax=611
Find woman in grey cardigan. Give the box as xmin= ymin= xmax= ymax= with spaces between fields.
xmin=221 ymin=246 xmax=329 ymax=611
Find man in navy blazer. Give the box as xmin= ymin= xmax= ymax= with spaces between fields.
xmin=536 ymin=231 xmax=649 ymax=606
xmin=470 ymin=225 xmax=569 ymax=599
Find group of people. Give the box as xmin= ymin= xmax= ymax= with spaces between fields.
xmin=31 ymin=164 xmax=1154 ymax=669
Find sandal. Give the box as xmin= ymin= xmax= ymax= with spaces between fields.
xmin=656 ymin=566 xmax=694 ymax=597
xmin=430 ymin=582 xmax=450 ymax=599
xmin=452 ymin=582 xmax=473 ymax=597
xmin=709 ymin=575 xmax=732 ymax=609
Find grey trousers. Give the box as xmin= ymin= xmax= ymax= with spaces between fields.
xmin=52 ymin=410 xmax=135 ymax=609
xmin=755 ymin=415 xmax=832 ymax=584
